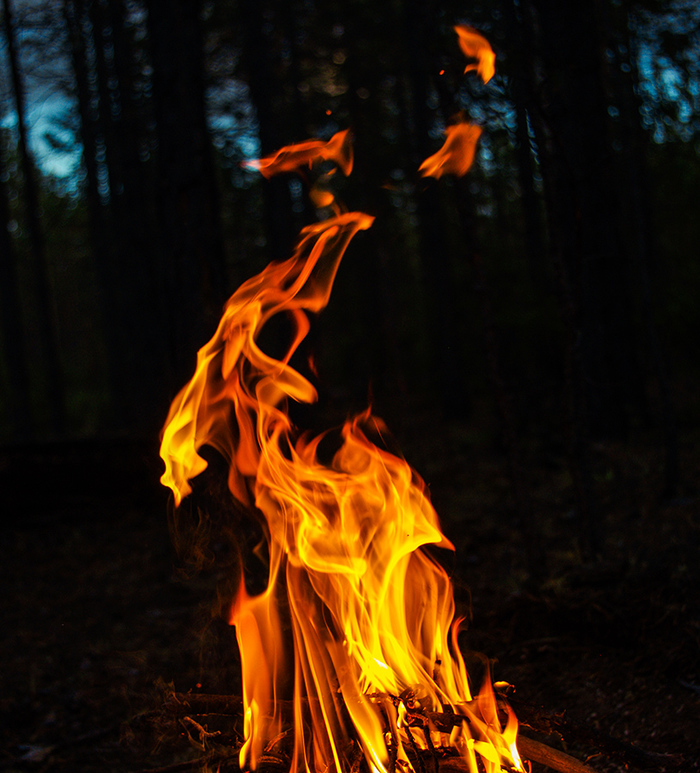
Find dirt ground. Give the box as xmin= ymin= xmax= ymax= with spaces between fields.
xmin=1 ymin=407 xmax=698 ymax=773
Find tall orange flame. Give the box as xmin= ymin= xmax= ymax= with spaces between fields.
xmin=161 ymin=132 xmax=521 ymax=773
xmin=419 ymin=119 xmax=482 ymax=179
xmin=454 ymin=25 xmax=496 ymax=83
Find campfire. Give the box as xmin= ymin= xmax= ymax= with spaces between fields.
xmin=159 ymin=122 xmax=519 ymax=771
xmin=157 ymin=27 xmax=611 ymax=773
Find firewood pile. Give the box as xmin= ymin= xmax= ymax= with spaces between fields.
xmin=139 ymin=688 xmax=683 ymax=773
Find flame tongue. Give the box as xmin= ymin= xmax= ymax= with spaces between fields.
xmin=160 ymin=131 xmax=521 ymax=773
xmin=159 ymin=208 xmax=373 ymax=508
xmin=454 ymin=25 xmax=496 ymax=83
xmin=419 ymin=118 xmax=482 ymax=179
xmin=244 ymin=129 xmax=354 ymax=179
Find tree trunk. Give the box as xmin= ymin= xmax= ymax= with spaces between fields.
xmin=238 ymin=0 xmax=298 ymax=265
xmin=402 ymin=0 xmax=469 ymax=417
xmin=63 ymin=0 xmax=127 ymax=429
xmin=423 ymin=13 xmax=544 ymax=576
xmin=522 ymin=0 xmax=640 ymax=442
xmin=2 ymin=0 xmax=66 ymax=435
xmin=508 ymin=0 xmax=601 ymax=558
xmin=606 ymin=2 xmax=679 ymax=498
xmin=146 ymin=0 xmax=227 ymax=389
xmin=62 ymin=0 xmax=109 ymax=265
xmin=513 ymin=103 xmax=548 ymax=288
xmin=0 ymin=151 xmax=33 ymax=440
xmin=85 ymin=0 xmax=169 ymax=431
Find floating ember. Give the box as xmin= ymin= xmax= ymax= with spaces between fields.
xmin=159 ymin=26 xmax=520 ymax=773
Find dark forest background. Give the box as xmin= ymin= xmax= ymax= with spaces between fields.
xmin=0 ymin=0 xmax=698 ymax=560
xmin=1 ymin=3 xmax=700 ymax=769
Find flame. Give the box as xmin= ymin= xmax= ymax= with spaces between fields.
xmin=454 ymin=25 xmax=495 ymax=83
xmin=160 ymin=132 xmax=520 ymax=773
xmin=243 ymin=129 xmax=354 ymax=179
xmin=419 ymin=119 xmax=482 ymax=179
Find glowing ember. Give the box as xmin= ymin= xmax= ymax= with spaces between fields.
xmin=160 ymin=30 xmax=520 ymax=773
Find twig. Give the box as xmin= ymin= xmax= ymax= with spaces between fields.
xmin=165 ymin=693 xmax=244 ymax=716
xmin=180 ymin=715 xmax=222 ymax=751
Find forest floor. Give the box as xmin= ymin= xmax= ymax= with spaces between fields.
xmin=1 ymin=399 xmax=698 ymax=773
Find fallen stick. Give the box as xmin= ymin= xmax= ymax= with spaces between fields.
xmin=516 ymin=737 xmax=596 ymax=773
xmin=434 ymin=738 xmax=597 ymax=773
